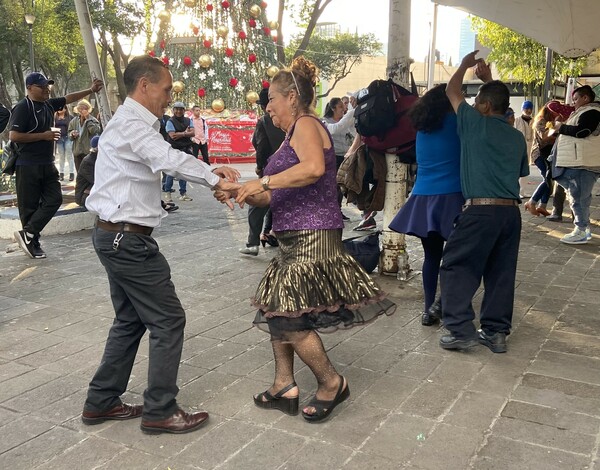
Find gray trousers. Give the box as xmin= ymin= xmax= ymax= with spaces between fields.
xmin=84 ymin=227 xmax=186 ymax=421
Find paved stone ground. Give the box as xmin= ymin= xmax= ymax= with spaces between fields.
xmin=0 ymin=164 xmax=599 ymax=470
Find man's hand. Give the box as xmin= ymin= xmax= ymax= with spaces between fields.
xmin=460 ymin=50 xmax=482 ymax=70
xmin=474 ymin=61 xmax=493 ymax=83
xmin=44 ymin=130 xmax=59 ymax=141
xmin=212 ymin=165 xmax=241 ymax=182
xmin=90 ymin=78 xmax=104 ymax=93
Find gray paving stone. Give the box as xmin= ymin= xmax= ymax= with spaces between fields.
xmin=0 ymin=425 xmax=86 ymax=470
xmin=427 ymin=356 xmax=484 ymax=387
xmin=34 ymin=435 xmax=127 ymax=470
xmin=386 ymin=352 xmax=441 ymax=380
xmin=3 ymin=373 xmax=87 ymax=412
xmin=444 ymin=390 xmax=506 ymax=430
xmin=353 ymin=374 xmax=419 ymax=410
xmin=502 ymin=400 xmax=600 ymax=436
xmin=528 ymin=350 xmax=600 ymax=385
xmin=0 ymin=368 xmax=61 ymax=403
xmin=95 ymin=449 xmax=172 ymax=470
xmin=0 ymin=415 xmax=54 ymax=454
xmin=0 ymin=360 xmax=34 ymax=383
xmin=342 ymin=451 xmax=400 ymax=470
xmin=545 ymin=330 xmax=600 ymax=358
xmin=408 ymin=423 xmax=483 ymax=470
xmin=476 ymin=435 xmax=591 ymax=470
xmin=281 ymin=441 xmax=354 ymax=470
xmin=398 ymin=382 xmax=461 ymax=419
xmin=218 ymin=427 xmax=305 ymax=470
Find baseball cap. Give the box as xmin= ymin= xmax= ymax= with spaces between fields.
xmin=25 ymin=72 xmax=55 ymax=87
xmin=521 ymin=100 xmax=533 ymax=110
xmin=90 ymin=135 xmax=100 ymax=150
xmin=258 ymin=88 xmax=269 ymax=107
xmin=172 ymin=101 xmax=186 ymax=109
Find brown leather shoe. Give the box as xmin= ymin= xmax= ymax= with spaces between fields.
xmin=140 ymin=408 xmax=209 ymax=435
xmin=81 ymin=403 xmax=143 ymax=425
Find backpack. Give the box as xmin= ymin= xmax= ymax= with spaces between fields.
xmin=354 ymin=78 xmax=419 ymax=156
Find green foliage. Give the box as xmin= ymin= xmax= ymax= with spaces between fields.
xmin=470 ymin=17 xmax=588 ymax=86
xmin=286 ymin=32 xmax=382 ymax=96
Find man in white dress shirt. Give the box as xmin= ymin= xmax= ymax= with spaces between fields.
xmin=81 ymin=55 xmax=239 ymax=435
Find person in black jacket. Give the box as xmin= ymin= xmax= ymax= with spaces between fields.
xmin=162 ymin=102 xmax=195 ymax=202
xmin=239 ymin=88 xmax=285 ymax=256
xmin=75 ymin=136 xmax=99 ymax=206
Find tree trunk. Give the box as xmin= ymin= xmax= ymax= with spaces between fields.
xmin=110 ymin=35 xmax=128 ymax=104
xmin=292 ymin=0 xmax=334 ymax=60
xmin=276 ymin=0 xmax=286 ymax=65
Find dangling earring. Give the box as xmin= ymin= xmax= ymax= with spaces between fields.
xmin=291 ymin=103 xmax=297 ymax=117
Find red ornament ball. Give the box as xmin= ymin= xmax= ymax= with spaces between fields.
xmin=263 ymin=27 xmax=271 ymax=36
xmin=183 ymin=56 xmax=192 ymax=66
xmin=148 ymin=50 xmax=156 ymax=57
xmin=203 ymin=39 xmax=212 ymax=48
xmin=229 ymin=77 xmax=239 ymax=87
xmin=198 ymin=88 xmax=206 ymax=98
xmin=225 ymin=48 xmax=234 ymax=57
xmin=261 ymin=1 xmax=268 ymax=8
xmin=249 ymin=19 xmax=257 ymax=28
xmin=192 ymin=26 xmax=199 ymax=35
xmin=162 ymin=56 xmax=170 ymax=65
xmin=160 ymin=40 xmax=166 ymax=50
xmin=206 ymin=3 xmax=213 ymax=11
xmin=238 ymin=31 xmax=247 ymax=40
xmin=221 ymin=1 xmax=230 ymax=8
xmin=262 ymin=80 xmax=270 ymax=89
xmin=248 ymin=53 xmax=257 ymax=63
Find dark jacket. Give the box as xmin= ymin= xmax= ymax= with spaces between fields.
xmin=167 ymin=115 xmax=194 ymax=151
xmin=252 ymin=114 xmax=285 ymax=174
xmin=75 ymin=150 xmax=97 ymax=206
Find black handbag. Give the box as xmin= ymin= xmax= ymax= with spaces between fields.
xmin=1 ymin=141 xmax=19 ymax=176
xmin=343 ymin=231 xmax=381 ymax=273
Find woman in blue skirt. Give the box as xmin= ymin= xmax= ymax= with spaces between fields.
xmin=389 ymin=84 xmax=463 ymax=326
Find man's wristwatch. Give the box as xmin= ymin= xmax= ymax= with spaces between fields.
xmin=261 ymin=175 xmax=270 ymax=191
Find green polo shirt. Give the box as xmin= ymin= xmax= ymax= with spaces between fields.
xmin=457 ymin=101 xmax=529 ymax=200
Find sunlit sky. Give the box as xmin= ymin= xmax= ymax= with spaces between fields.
xmin=282 ymin=0 xmax=468 ymax=64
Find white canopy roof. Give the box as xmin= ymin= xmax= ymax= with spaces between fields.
xmin=434 ymin=0 xmax=600 ymax=58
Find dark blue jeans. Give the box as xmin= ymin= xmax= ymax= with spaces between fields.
xmin=440 ymin=205 xmax=521 ymax=339
xmin=531 ymin=157 xmax=550 ymax=204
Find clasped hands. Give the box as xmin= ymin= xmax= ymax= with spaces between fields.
xmin=213 ymin=177 xmax=266 ymax=210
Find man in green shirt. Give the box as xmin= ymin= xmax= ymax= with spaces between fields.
xmin=440 ymin=51 xmax=529 ymax=353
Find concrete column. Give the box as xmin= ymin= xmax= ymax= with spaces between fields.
xmin=381 ymin=0 xmax=412 ymax=275
xmin=73 ymin=0 xmax=112 ymax=125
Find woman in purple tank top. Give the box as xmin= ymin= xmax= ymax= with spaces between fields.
xmin=217 ymin=57 xmax=395 ymax=423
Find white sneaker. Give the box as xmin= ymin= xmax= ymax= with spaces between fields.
xmin=586 ymin=227 xmax=592 ymax=241
xmin=239 ymin=245 xmax=259 ymax=256
xmin=162 ymin=191 xmax=172 ymax=203
xmin=178 ymin=194 xmax=193 ymax=201
xmin=560 ymin=227 xmax=589 ymax=245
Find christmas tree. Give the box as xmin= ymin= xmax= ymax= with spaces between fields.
xmin=153 ymin=0 xmax=280 ymax=114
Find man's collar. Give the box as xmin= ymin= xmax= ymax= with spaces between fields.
xmin=123 ymin=97 xmax=160 ymax=128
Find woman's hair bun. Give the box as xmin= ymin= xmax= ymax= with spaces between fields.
xmin=291 ymin=56 xmax=318 ymax=88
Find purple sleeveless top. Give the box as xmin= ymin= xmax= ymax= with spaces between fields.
xmin=263 ymin=116 xmax=344 ymax=232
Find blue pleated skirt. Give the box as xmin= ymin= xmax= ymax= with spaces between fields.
xmin=389 ymin=192 xmax=465 ymax=240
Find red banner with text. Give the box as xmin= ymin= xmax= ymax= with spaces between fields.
xmin=207 ymin=120 xmax=257 ymax=163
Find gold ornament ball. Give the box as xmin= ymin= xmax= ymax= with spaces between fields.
xmin=268 ymin=20 xmax=279 ymax=30
xmin=172 ymin=81 xmax=185 ymax=93
xmin=199 ymin=54 xmax=212 ymax=68
xmin=266 ymin=65 xmax=279 ymax=78
xmin=158 ymin=10 xmax=170 ymax=21
xmin=183 ymin=0 xmax=196 ymax=7
xmin=217 ymin=25 xmax=229 ymax=38
xmin=249 ymin=5 xmax=262 ymax=18
xmin=212 ymin=99 xmax=225 ymax=113
xmin=246 ymin=91 xmax=259 ymax=104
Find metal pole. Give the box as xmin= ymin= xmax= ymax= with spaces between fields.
xmin=28 ymin=25 xmax=35 ymax=71
xmin=427 ymin=3 xmax=438 ymax=90
xmin=73 ymin=0 xmax=112 ymax=125
xmin=382 ymin=0 xmax=411 ymax=276
xmin=542 ymin=47 xmax=553 ymax=103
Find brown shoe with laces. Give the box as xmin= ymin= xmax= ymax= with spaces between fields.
xmin=140 ymin=408 xmax=209 ymax=434
xmin=82 ymin=403 xmax=143 ymax=425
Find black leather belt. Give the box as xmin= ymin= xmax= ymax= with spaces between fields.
xmin=464 ymin=198 xmax=519 ymax=207
xmin=95 ymin=218 xmax=153 ymax=235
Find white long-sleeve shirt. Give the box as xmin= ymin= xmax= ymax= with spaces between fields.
xmin=86 ymin=97 xmax=219 ymax=227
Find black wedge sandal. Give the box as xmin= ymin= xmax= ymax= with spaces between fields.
xmin=253 ymin=382 xmax=299 ymax=416
xmin=302 ymin=376 xmax=350 ymax=423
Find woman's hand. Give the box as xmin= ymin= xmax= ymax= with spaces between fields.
xmin=212 ymin=165 xmax=241 ymax=182
xmin=214 ymin=181 xmax=241 ymax=209
xmin=236 ymin=179 xmax=265 ymax=205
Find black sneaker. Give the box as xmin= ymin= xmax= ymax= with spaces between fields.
xmin=14 ymin=230 xmax=37 ymax=259
xmin=32 ymin=237 xmax=47 ymax=259
xmin=421 ymin=297 xmax=442 ymax=326
xmin=477 ymin=329 xmax=507 ymax=353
